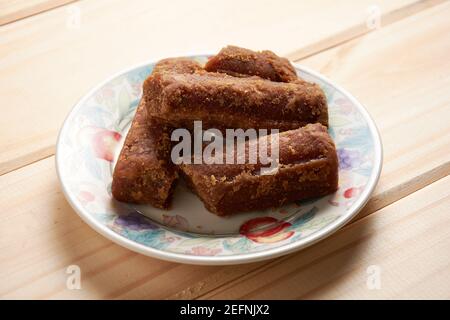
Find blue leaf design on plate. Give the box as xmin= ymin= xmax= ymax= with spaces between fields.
xmin=338 ymin=127 xmax=372 ymax=149
xmin=122 ymin=229 xmax=170 ymax=250
xmin=223 ymin=237 xmax=252 ymax=253
xmin=290 ymin=206 xmax=317 ymax=228
xmin=80 ymin=105 xmax=114 ymax=127
xmin=81 ymin=148 xmax=103 ymax=180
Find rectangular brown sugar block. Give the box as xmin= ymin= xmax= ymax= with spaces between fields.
xmin=179 ymin=123 xmax=339 ymax=216
xmin=205 ymin=45 xmax=298 ymax=82
xmin=112 ymin=58 xmax=202 ymax=208
xmin=152 ymin=57 xmax=203 ymax=75
xmin=111 ymin=99 xmax=177 ymax=208
xmin=143 ymin=72 xmax=328 ymax=132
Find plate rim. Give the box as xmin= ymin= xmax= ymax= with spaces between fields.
xmin=55 ymin=54 xmax=383 ymax=265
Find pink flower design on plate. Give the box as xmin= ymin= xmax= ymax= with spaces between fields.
xmin=162 ymin=214 xmax=189 ymax=231
xmin=335 ymin=98 xmax=354 ymax=114
xmin=344 ymin=186 xmax=364 ymax=199
xmin=94 ymin=86 xmax=115 ymax=104
xmin=190 ymin=246 xmax=222 ymax=256
xmin=92 ymin=129 xmax=121 ymax=162
xmin=77 ymin=190 xmax=95 ymax=205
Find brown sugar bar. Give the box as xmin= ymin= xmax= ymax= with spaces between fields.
xmin=111 ymin=58 xmax=202 ymax=208
xmin=111 ymin=99 xmax=177 ymax=208
xmin=152 ymin=57 xmax=203 ymax=74
xmin=144 ymin=72 xmax=328 ymax=131
xmin=179 ymin=123 xmax=339 ymax=216
xmin=205 ymin=45 xmax=299 ymax=82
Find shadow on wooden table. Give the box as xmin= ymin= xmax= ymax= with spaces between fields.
xmin=51 ymin=186 xmax=371 ymax=299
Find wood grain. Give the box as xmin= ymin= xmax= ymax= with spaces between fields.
xmin=286 ymin=0 xmax=447 ymax=60
xmin=0 ymin=0 xmax=440 ymax=175
xmin=0 ymin=0 xmax=76 ymax=25
xmin=0 ymin=0 xmax=449 ymax=300
xmin=200 ymin=175 xmax=450 ymax=299
xmin=296 ymin=1 xmax=450 ymax=216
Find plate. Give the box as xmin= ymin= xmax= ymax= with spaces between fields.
xmin=56 ymin=54 xmax=382 ymax=265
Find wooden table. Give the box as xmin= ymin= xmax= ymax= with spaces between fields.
xmin=1 ymin=0 xmax=449 ymax=299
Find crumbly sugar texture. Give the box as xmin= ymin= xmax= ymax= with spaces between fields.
xmin=111 ymin=58 xmax=203 ymax=208
xmin=144 ymin=71 xmax=328 ymax=132
xmin=180 ymin=123 xmax=339 ymax=216
xmin=205 ymin=45 xmax=299 ymax=82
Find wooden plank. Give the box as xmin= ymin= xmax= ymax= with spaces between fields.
xmin=286 ymin=0 xmax=447 ymax=60
xmin=295 ymin=1 xmax=450 ymax=217
xmin=0 ymin=0 xmax=76 ymax=26
xmin=0 ymin=1 xmax=449 ymax=299
xmin=0 ymin=0 xmax=441 ymax=175
xmin=200 ymin=175 xmax=450 ymax=299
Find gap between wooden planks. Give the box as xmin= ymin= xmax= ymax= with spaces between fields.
xmin=0 ymin=1 xmax=449 ymax=299
xmin=0 ymin=0 xmax=77 ymax=26
xmin=285 ymin=0 xmax=446 ymax=60
xmin=0 ymin=0 xmax=445 ymax=176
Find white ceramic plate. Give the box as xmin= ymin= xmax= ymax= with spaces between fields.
xmin=56 ymin=54 xmax=382 ymax=265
